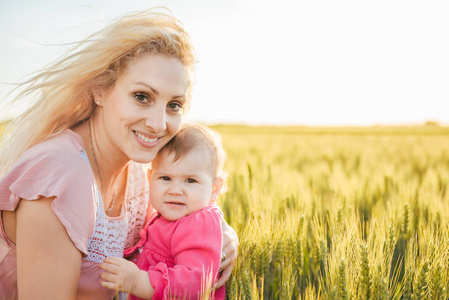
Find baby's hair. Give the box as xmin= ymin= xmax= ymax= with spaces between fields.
xmin=0 ymin=8 xmax=196 ymax=176
xmin=159 ymin=123 xmax=227 ymax=183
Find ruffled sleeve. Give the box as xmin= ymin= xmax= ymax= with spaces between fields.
xmin=149 ymin=205 xmax=223 ymax=299
xmin=0 ymin=133 xmax=96 ymax=256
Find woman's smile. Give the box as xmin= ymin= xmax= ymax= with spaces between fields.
xmin=132 ymin=130 xmax=162 ymax=148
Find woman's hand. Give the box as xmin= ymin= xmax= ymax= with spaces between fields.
xmin=99 ymin=257 xmax=154 ymax=299
xmin=216 ymin=220 xmax=239 ymax=288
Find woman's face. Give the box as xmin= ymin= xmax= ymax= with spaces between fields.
xmin=95 ymin=54 xmax=188 ymax=164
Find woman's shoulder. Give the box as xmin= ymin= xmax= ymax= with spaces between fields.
xmin=0 ymin=129 xmax=94 ymax=208
xmin=12 ymin=129 xmax=88 ymax=173
xmin=24 ymin=129 xmax=85 ymax=160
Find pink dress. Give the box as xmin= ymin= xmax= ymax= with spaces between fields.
xmin=0 ymin=129 xmax=150 ymax=299
xmin=124 ymin=204 xmax=225 ymax=300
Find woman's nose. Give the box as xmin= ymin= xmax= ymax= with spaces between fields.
xmin=145 ymin=103 xmax=167 ymax=133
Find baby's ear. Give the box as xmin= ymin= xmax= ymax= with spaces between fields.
xmin=210 ymin=177 xmax=223 ymax=202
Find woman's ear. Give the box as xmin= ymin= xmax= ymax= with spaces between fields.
xmin=210 ymin=177 xmax=224 ymax=202
xmin=92 ymin=87 xmax=105 ymax=106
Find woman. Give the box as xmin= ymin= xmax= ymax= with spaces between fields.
xmin=0 ymin=9 xmax=238 ymax=299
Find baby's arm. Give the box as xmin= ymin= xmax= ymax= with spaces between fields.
xmin=99 ymin=257 xmax=155 ymax=299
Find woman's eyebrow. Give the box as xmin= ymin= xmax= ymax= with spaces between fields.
xmin=136 ymin=82 xmax=159 ymax=95
xmin=135 ymin=81 xmax=186 ymax=99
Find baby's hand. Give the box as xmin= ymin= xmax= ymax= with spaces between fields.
xmin=98 ymin=257 xmax=141 ymax=293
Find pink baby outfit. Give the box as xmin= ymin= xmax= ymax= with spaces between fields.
xmin=124 ymin=204 xmax=225 ymax=300
xmin=0 ymin=129 xmax=150 ymax=299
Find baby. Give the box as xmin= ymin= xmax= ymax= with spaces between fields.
xmin=99 ymin=123 xmax=227 ymax=300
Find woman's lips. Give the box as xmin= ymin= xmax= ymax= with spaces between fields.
xmin=133 ymin=130 xmax=159 ymax=143
xmin=132 ymin=130 xmax=162 ymax=148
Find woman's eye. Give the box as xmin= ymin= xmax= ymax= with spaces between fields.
xmin=134 ymin=93 xmax=150 ymax=103
xmin=168 ymin=102 xmax=183 ymax=112
xmin=186 ymin=178 xmax=196 ymax=183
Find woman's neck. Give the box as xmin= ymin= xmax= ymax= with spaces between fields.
xmin=72 ymin=116 xmax=129 ymax=198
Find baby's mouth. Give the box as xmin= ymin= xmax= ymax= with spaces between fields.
xmin=167 ymin=201 xmax=185 ymax=206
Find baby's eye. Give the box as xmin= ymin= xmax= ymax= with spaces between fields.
xmin=134 ymin=92 xmax=150 ymax=103
xmin=186 ymin=178 xmax=197 ymax=183
xmin=161 ymin=176 xmax=171 ymax=181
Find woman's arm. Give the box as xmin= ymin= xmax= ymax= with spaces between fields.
xmin=216 ymin=220 xmax=239 ymax=288
xmin=16 ymin=197 xmax=82 ymax=299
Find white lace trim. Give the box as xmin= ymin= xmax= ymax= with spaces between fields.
xmin=80 ymin=151 xmax=149 ymax=264
xmin=124 ymin=162 xmax=150 ymax=249
xmin=84 ymin=187 xmax=128 ymax=263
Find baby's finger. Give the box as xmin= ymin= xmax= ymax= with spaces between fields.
xmin=98 ymin=261 xmax=122 ymax=274
xmin=98 ymin=270 xmax=117 ymax=283
xmin=99 ymin=280 xmax=117 ymax=291
xmin=98 ymin=263 xmax=108 ymax=271
xmin=103 ymin=256 xmax=124 ymax=265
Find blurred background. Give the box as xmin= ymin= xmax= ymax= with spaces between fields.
xmin=1 ymin=0 xmax=448 ymax=126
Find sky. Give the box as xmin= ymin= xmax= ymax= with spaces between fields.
xmin=1 ymin=0 xmax=448 ymax=126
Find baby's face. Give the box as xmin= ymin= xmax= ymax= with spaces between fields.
xmin=149 ymin=149 xmax=221 ymax=221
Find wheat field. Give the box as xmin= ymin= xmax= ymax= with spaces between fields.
xmin=1 ymin=123 xmax=448 ymax=299
xmin=212 ymin=125 xmax=449 ymax=300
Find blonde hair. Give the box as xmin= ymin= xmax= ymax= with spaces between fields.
xmin=158 ymin=122 xmax=227 ymax=183
xmin=0 ymin=8 xmax=196 ymax=176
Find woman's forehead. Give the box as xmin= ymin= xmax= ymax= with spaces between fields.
xmin=119 ymin=54 xmax=188 ymax=94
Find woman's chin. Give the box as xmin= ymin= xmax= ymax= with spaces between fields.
xmin=129 ymin=152 xmax=158 ymax=164
xmin=132 ymin=158 xmax=156 ymax=164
